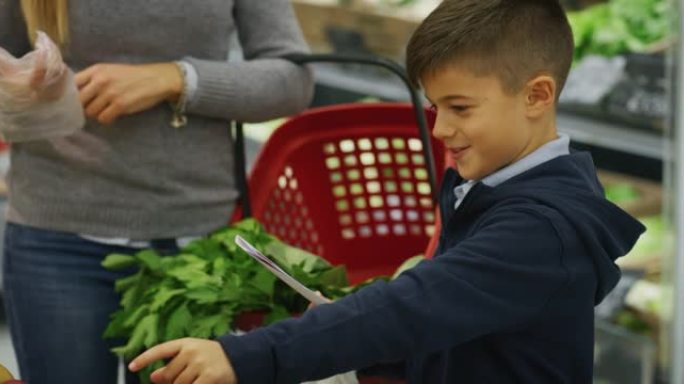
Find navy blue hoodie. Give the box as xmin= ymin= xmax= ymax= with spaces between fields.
xmin=218 ymin=151 xmax=645 ymax=383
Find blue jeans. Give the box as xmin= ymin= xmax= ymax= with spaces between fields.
xmin=1 ymin=223 xmax=180 ymax=384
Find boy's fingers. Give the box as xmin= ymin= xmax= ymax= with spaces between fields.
xmin=170 ymin=364 xmax=198 ymax=384
xmin=149 ymin=367 xmax=166 ymax=383
xmin=307 ymin=291 xmax=321 ymax=310
xmin=129 ymin=340 xmax=183 ymax=372
xmin=149 ymin=354 xmax=187 ymax=383
xmin=308 ymin=291 xmax=332 ymax=310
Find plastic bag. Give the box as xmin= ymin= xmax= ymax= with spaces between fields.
xmin=0 ymin=31 xmax=84 ymax=142
xmin=302 ymin=371 xmax=359 ymax=384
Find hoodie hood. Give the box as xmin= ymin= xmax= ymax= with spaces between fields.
xmin=448 ymin=152 xmax=646 ymax=304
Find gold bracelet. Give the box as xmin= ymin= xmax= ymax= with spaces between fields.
xmin=170 ymin=61 xmax=188 ymax=128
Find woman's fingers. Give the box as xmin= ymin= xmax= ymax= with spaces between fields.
xmin=84 ymin=92 xmax=112 ymax=121
xmin=78 ymin=80 xmax=102 ymax=107
xmin=75 ymin=65 xmax=97 ymax=88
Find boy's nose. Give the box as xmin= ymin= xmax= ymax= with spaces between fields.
xmin=432 ymin=115 xmax=453 ymax=141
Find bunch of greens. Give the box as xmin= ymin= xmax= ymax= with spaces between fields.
xmin=103 ymin=218 xmax=424 ymax=382
xmin=102 ymin=219 xmax=354 ymax=380
xmin=568 ymin=0 xmax=671 ymax=62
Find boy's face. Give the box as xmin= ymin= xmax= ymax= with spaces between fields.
xmin=423 ymin=65 xmax=540 ymax=181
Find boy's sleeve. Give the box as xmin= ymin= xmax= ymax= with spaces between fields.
xmin=218 ymin=207 xmax=570 ymax=384
xmin=183 ymin=0 xmax=314 ymax=122
xmin=0 ymin=0 xmax=32 ymax=57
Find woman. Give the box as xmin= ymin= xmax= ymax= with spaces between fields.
xmin=0 ymin=0 xmax=314 ymax=383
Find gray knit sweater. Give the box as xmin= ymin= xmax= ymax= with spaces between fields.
xmin=0 ymin=0 xmax=314 ymax=238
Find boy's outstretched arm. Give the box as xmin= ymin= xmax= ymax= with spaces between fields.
xmin=214 ymin=208 xmax=572 ymax=383
xmin=132 ymin=207 xmax=570 ymax=384
xmin=129 ymin=338 xmax=237 ymax=384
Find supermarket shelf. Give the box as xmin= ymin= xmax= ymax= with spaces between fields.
xmin=312 ymin=63 xmax=667 ymax=161
xmin=557 ymin=112 xmax=666 ymax=161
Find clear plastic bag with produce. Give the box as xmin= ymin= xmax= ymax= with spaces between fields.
xmin=0 ymin=31 xmax=84 ymax=142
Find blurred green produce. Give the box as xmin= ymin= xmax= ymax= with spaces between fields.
xmin=568 ymin=0 xmax=671 ymax=62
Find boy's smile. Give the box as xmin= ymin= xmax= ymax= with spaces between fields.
xmin=423 ymin=64 xmax=556 ymax=181
xmin=449 ymin=145 xmax=471 ymax=161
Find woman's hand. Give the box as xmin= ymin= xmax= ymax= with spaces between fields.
xmin=75 ymin=62 xmax=182 ymax=125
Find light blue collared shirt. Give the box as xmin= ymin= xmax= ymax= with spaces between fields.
xmin=453 ymin=134 xmax=570 ymax=210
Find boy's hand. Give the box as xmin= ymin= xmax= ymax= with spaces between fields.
xmin=308 ymin=291 xmax=332 ymax=310
xmin=129 ymin=338 xmax=237 ymax=384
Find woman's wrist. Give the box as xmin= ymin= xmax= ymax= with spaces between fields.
xmin=162 ymin=62 xmax=185 ymax=104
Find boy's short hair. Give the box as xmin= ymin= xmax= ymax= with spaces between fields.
xmin=406 ymin=0 xmax=574 ymax=99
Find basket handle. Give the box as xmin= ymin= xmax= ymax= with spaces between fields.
xmin=233 ymin=120 xmax=253 ymax=218
xmin=235 ymin=53 xmax=439 ymax=219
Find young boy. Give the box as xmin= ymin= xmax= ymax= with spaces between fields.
xmin=130 ymin=0 xmax=645 ymax=383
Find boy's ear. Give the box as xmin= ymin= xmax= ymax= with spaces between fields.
xmin=524 ymin=75 xmax=556 ymax=117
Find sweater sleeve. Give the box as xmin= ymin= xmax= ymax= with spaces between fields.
xmin=217 ymin=208 xmax=571 ymax=384
xmin=0 ymin=0 xmax=31 ymax=57
xmin=183 ymin=0 xmax=314 ymax=123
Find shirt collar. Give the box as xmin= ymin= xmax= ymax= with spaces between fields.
xmin=452 ymin=134 xmax=570 ymax=211
xmin=481 ymin=133 xmax=570 ymax=187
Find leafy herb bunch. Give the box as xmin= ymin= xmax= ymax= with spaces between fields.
xmin=102 ymin=220 xmax=357 ymax=375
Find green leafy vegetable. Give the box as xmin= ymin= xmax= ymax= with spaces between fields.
xmin=568 ymin=0 xmax=671 ymax=62
xmin=392 ymin=255 xmax=425 ymax=279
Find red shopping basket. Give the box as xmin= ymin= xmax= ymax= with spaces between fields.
xmin=232 ymin=102 xmax=444 ymax=284
xmin=230 ymin=54 xmax=447 ymax=284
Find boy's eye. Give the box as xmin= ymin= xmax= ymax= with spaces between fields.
xmin=450 ymin=105 xmax=470 ymax=113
